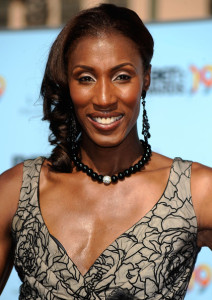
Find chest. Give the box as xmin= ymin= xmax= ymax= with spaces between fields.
xmin=39 ymin=174 xmax=163 ymax=275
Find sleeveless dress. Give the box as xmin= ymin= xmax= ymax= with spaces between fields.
xmin=11 ymin=157 xmax=200 ymax=300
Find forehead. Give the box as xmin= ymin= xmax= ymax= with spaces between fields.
xmin=67 ymin=33 xmax=143 ymax=70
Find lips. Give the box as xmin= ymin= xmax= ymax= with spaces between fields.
xmin=88 ymin=113 xmax=124 ymax=130
xmin=92 ymin=115 xmax=122 ymax=125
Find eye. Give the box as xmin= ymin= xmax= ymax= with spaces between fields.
xmin=114 ymin=74 xmax=131 ymax=81
xmin=78 ymin=75 xmax=95 ymax=83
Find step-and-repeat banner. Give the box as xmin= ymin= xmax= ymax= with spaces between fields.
xmin=0 ymin=20 xmax=212 ymax=299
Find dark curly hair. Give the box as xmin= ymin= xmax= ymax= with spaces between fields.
xmin=41 ymin=3 xmax=154 ymax=172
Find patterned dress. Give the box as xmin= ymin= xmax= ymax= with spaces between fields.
xmin=12 ymin=157 xmax=200 ymax=299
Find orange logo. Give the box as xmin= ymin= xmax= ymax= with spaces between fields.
xmin=188 ymin=264 xmax=212 ymax=292
xmin=0 ymin=76 xmax=6 ymax=97
xmin=190 ymin=65 xmax=212 ymax=92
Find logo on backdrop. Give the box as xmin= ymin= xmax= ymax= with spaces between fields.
xmin=188 ymin=264 xmax=212 ymax=294
xmin=149 ymin=65 xmax=212 ymax=95
xmin=150 ymin=67 xmax=184 ymax=94
xmin=190 ymin=65 xmax=212 ymax=92
xmin=0 ymin=75 xmax=6 ymax=97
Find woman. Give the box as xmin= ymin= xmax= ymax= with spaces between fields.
xmin=0 ymin=3 xmax=212 ymax=300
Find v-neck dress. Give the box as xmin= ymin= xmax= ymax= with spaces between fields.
xmin=11 ymin=157 xmax=200 ymax=300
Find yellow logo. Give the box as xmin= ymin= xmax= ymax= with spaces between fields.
xmin=0 ymin=76 xmax=6 ymax=97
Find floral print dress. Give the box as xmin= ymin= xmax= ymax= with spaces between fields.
xmin=12 ymin=157 xmax=200 ymax=299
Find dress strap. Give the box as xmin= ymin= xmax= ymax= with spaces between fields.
xmin=22 ymin=155 xmax=44 ymax=186
xmin=12 ymin=156 xmax=45 ymax=236
xmin=170 ymin=157 xmax=192 ymax=203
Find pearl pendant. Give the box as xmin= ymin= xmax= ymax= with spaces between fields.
xmin=103 ymin=175 xmax=111 ymax=185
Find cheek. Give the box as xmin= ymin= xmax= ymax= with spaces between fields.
xmin=69 ymin=81 xmax=89 ymax=107
xmin=130 ymin=99 xmax=141 ymax=121
xmin=119 ymin=84 xmax=142 ymax=110
xmin=120 ymin=86 xmax=142 ymax=124
xmin=68 ymin=87 xmax=84 ymax=124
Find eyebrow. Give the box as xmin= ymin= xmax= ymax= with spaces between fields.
xmin=72 ymin=65 xmax=94 ymax=72
xmin=111 ymin=63 xmax=136 ymax=71
xmin=71 ymin=63 xmax=136 ymax=72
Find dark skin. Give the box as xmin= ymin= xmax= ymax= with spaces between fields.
xmin=0 ymin=33 xmax=212 ymax=290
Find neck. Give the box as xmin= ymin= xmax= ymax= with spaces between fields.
xmin=79 ymin=132 xmax=144 ymax=176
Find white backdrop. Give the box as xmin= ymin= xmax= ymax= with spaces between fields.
xmin=0 ymin=20 xmax=212 ymax=299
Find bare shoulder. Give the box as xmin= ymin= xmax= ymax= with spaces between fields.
xmin=191 ymin=161 xmax=212 ymax=181
xmin=0 ymin=163 xmax=24 ymax=223
xmin=0 ymin=162 xmax=23 ymax=194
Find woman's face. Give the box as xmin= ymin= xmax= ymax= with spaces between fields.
xmin=67 ymin=32 xmax=151 ymax=147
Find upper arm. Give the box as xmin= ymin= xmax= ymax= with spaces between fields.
xmin=0 ymin=163 xmax=23 ymax=294
xmin=191 ymin=162 xmax=212 ymax=249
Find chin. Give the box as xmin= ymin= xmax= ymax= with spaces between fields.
xmin=90 ymin=134 xmax=125 ymax=148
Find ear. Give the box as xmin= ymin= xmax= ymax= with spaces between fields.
xmin=143 ymin=65 xmax=151 ymax=91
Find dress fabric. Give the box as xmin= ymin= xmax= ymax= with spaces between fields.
xmin=12 ymin=156 xmax=200 ymax=300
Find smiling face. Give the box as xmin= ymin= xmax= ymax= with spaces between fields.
xmin=67 ymin=32 xmax=151 ymax=148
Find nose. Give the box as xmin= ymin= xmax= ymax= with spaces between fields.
xmin=93 ymin=78 xmax=117 ymax=109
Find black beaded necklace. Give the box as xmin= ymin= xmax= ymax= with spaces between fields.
xmin=71 ymin=140 xmax=152 ymax=185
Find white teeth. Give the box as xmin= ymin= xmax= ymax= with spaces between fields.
xmin=93 ymin=116 xmax=122 ymax=125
